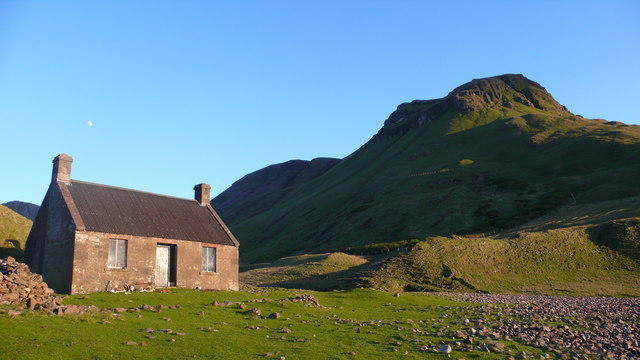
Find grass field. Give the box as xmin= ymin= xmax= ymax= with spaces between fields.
xmin=0 ymin=288 xmax=557 ymax=360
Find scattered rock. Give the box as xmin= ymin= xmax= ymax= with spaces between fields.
xmin=455 ymin=330 xmax=467 ymax=339
xmin=280 ymin=294 xmax=325 ymax=308
xmin=268 ymin=312 xmax=281 ymax=319
xmin=439 ymin=344 xmax=452 ymax=356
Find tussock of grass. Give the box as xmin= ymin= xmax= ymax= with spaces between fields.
xmin=593 ymin=218 xmax=640 ymax=261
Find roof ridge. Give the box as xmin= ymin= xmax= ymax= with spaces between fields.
xmin=70 ymin=180 xmax=197 ymax=203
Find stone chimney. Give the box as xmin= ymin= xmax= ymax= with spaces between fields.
xmin=194 ymin=183 xmax=211 ymax=206
xmin=52 ymin=153 xmax=73 ymax=184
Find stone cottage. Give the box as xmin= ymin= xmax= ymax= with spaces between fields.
xmin=25 ymin=154 xmax=239 ymax=294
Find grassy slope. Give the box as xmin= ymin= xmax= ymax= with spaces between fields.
xmin=0 ymin=205 xmax=32 ymax=261
xmin=213 ymin=158 xmax=340 ymax=225
xmin=365 ymin=225 xmax=640 ymax=296
xmin=0 ymin=289 xmax=554 ymax=359
xmin=240 ymin=252 xmax=388 ymax=290
xmin=230 ymin=97 xmax=640 ymax=263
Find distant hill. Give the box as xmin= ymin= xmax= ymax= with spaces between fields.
xmin=2 ymin=201 xmax=39 ymax=221
xmin=215 ymin=74 xmax=640 ymax=264
xmin=212 ymin=157 xmax=339 ymax=225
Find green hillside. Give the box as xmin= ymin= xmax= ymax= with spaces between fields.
xmin=364 ymin=224 xmax=640 ymax=296
xmin=214 ymin=158 xmax=339 ymax=225
xmin=216 ymin=74 xmax=640 ymax=264
xmin=0 ymin=205 xmax=33 ymax=261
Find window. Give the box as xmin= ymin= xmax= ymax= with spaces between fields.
xmin=108 ymin=239 xmax=127 ymax=268
xmin=202 ymin=247 xmax=216 ymax=272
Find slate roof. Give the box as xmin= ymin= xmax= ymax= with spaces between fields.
xmin=65 ymin=180 xmax=237 ymax=246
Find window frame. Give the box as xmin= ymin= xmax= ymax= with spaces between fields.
xmin=108 ymin=239 xmax=128 ymax=269
xmin=201 ymin=246 xmax=217 ymax=273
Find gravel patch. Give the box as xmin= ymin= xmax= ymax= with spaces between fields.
xmin=439 ymin=293 xmax=640 ymax=359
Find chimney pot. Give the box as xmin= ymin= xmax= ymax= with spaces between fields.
xmin=194 ymin=183 xmax=211 ymax=206
xmin=52 ymin=153 xmax=73 ymax=184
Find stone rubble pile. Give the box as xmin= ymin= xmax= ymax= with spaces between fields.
xmin=0 ymin=256 xmax=98 ymax=315
xmin=281 ymin=294 xmax=325 ymax=308
xmin=0 ymin=256 xmax=62 ymax=311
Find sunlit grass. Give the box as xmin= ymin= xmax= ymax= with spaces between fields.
xmin=0 ymin=288 xmax=555 ymax=359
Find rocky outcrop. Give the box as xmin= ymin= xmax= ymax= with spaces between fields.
xmin=448 ymin=74 xmax=569 ymax=113
xmin=375 ymin=74 xmax=571 ymax=141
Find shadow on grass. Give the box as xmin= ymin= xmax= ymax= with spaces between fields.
xmin=264 ymin=254 xmax=395 ymax=291
xmin=0 ymin=246 xmax=25 ymax=262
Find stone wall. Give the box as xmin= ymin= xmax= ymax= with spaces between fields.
xmin=24 ymin=183 xmax=76 ymax=294
xmin=72 ymin=230 xmax=239 ymax=294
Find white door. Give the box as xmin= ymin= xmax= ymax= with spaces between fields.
xmin=155 ymin=245 xmax=170 ymax=287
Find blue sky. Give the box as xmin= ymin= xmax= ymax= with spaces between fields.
xmin=1 ymin=1 xmax=639 ymax=205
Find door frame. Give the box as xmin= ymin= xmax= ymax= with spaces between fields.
xmin=156 ymin=244 xmax=177 ymax=287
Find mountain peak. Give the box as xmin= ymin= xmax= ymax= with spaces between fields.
xmin=449 ymin=74 xmax=567 ymax=113
xmin=380 ymin=74 xmax=570 ymax=136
